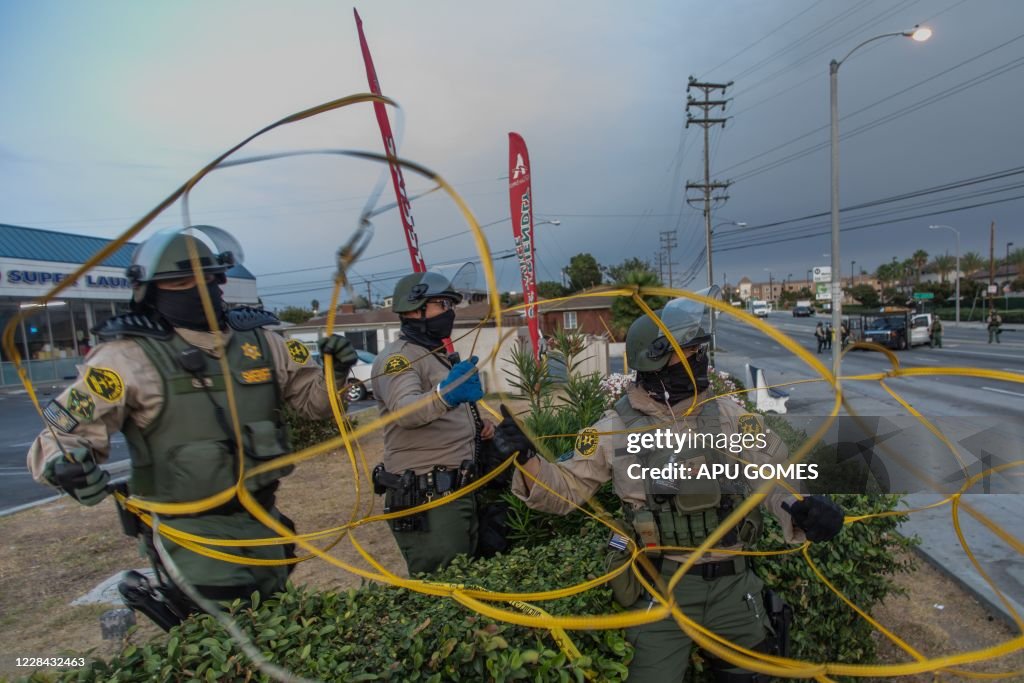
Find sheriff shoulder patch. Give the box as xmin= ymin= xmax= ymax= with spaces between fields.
xmin=241 ymin=342 xmax=262 ymax=360
xmin=84 ymin=367 xmax=124 ymax=402
xmin=286 ymin=340 xmax=309 ymax=365
xmin=737 ymin=413 xmax=764 ymax=436
xmin=383 ymin=355 xmax=411 ymax=375
xmin=240 ymin=367 xmax=273 ymax=384
xmin=43 ymin=400 xmax=78 ymax=433
xmin=66 ymin=388 xmax=95 ymax=421
xmin=574 ymin=427 xmax=600 ymax=458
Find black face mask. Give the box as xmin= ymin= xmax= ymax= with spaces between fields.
xmin=401 ymin=309 xmax=455 ymax=349
xmin=638 ymin=349 xmax=710 ymax=404
xmin=152 ymin=282 xmax=225 ymax=331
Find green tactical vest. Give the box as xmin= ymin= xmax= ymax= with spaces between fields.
xmin=613 ymin=395 xmax=761 ymax=551
xmin=122 ymin=329 xmax=293 ymax=504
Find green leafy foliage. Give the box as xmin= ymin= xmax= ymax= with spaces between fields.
xmin=47 ymin=522 xmax=631 ymax=682
xmin=283 ymin=408 xmax=358 ymax=451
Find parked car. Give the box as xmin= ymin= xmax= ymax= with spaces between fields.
xmin=792 ymin=305 xmax=814 ymax=317
xmin=310 ymin=345 xmax=377 ymax=402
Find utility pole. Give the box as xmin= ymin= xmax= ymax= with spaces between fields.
xmin=659 ymin=231 xmax=678 ymax=288
xmin=685 ymin=77 xmax=733 ymax=291
xmin=685 ymin=77 xmax=732 ymax=361
xmin=654 ymin=250 xmax=665 ymax=285
xmin=989 ymin=221 xmax=996 ymax=312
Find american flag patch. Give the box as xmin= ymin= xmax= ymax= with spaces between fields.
xmin=43 ymin=400 xmax=79 ymax=433
xmin=608 ymin=533 xmax=630 ymax=552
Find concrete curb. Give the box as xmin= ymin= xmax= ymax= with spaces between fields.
xmin=903 ymin=536 xmax=1020 ymax=630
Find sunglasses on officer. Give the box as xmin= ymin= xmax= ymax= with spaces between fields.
xmin=426 ymin=298 xmax=455 ymax=311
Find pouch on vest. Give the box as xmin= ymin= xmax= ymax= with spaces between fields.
xmin=243 ymin=420 xmax=294 ymax=490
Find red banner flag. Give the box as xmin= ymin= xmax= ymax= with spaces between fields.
xmin=353 ymin=9 xmax=426 ymax=273
xmin=508 ymin=132 xmax=541 ymax=359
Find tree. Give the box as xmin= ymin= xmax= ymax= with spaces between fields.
xmin=1004 ymin=247 xmax=1024 ymax=272
xmin=932 ymin=254 xmax=955 ymax=284
xmin=536 ymin=281 xmax=568 ymax=299
xmin=848 ymin=284 xmax=880 ymax=308
xmin=278 ymin=306 xmax=314 ymax=324
xmin=960 ymin=251 xmax=985 ymax=279
xmin=912 ymin=249 xmax=929 ymax=285
xmin=606 ymin=257 xmax=654 ymax=283
xmin=311 ymin=299 xmax=320 ymax=315
xmin=564 ymin=253 xmax=603 ymax=292
xmin=610 ymin=269 xmax=666 ymax=337
xmin=351 ymin=294 xmax=370 ymax=310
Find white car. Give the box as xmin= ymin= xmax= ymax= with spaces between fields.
xmin=752 ymin=304 xmax=769 ymax=318
xmin=344 ymin=349 xmax=377 ymax=402
xmin=309 ymin=345 xmax=377 ymax=403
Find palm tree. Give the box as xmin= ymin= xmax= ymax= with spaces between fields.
xmin=901 ymin=258 xmax=915 ymax=294
xmin=912 ymin=249 xmax=929 ymax=285
xmin=932 ymin=254 xmax=955 ymax=284
xmin=960 ymin=251 xmax=985 ymax=279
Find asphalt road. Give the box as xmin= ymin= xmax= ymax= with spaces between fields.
xmin=0 ymin=389 xmax=375 ymax=514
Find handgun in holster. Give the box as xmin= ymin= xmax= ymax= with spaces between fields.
xmin=117 ymin=569 xmax=195 ymax=633
xmin=763 ymin=589 xmax=793 ymax=657
xmin=107 ymin=481 xmax=143 ymax=538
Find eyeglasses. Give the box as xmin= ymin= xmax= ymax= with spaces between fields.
xmin=427 ymin=298 xmax=454 ymax=311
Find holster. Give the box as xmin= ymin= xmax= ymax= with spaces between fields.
xmin=763 ymin=589 xmax=793 ymax=657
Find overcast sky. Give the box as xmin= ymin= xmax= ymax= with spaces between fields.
xmin=2 ymin=0 xmax=1022 ymax=308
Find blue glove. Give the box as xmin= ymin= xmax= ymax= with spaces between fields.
xmin=438 ymin=356 xmax=483 ymax=407
xmin=48 ymin=447 xmax=110 ymax=506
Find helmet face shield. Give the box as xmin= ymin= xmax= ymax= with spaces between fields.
xmin=127 ymin=225 xmax=243 ymax=302
xmin=625 ymin=286 xmax=721 ymax=372
xmin=392 ymin=270 xmax=465 ymax=313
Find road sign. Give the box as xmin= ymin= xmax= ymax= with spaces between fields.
xmin=812 ymin=266 xmax=831 ymax=283
xmin=815 ymin=282 xmax=830 ymax=301
xmin=913 ymin=292 xmax=934 ymax=300
xmin=988 ymin=284 xmax=998 ymax=294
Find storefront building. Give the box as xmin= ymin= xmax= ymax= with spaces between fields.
xmin=0 ymin=224 xmax=258 ymax=386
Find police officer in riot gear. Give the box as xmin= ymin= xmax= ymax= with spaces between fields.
xmin=27 ymin=225 xmax=358 ymax=629
xmin=495 ymin=287 xmax=844 ymax=682
xmin=370 ymin=270 xmax=496 ymax=574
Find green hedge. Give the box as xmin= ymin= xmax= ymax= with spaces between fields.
xmin=43 ymin=522 xmax=627 ymax=682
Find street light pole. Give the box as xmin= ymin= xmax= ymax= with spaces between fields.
xmin=1007 ymin=241 xmax=1015 ymax=311
xmin=829 ymin=25 xmax=931 ymax=387
xmin=851 ymin=260 xmax=856 ymax=288
xmin=929 ymin=224 xmax=960 ymax=326
xmin=707 ymin=220 xmax=746 ymax=361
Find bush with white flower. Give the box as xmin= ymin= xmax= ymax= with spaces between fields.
xmin=599 ymin=371 xmax=635 ymax=401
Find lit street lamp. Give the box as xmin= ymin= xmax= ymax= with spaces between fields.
xmin=929 ymin=224 xmax=960 ymax=326
xmin=829 ymin=25 xmax=931 ymax=385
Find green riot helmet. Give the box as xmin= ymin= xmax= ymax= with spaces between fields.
xmin=126 ymin=225 xmax=242 ymax=303
xmin=391 ymin=271 xmax=464 ymax=313
xmin=625 ymin=285 xmax=721 ymax=372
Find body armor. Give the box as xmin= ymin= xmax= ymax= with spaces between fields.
xmin=613 ymin=396 xmax=762 ymax=553
xmin=110 ymin=315 xmax=292 ymax=504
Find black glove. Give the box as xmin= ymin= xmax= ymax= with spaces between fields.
xmin=319 ymin=334 xmax=358 ymax=379
xmin=493 ymin=404 xmax=538 ymax=465
xmin=50 ymin=448 xmax=110 ymax=506
xmin=782 ymin=495 xmax=844 ymax=543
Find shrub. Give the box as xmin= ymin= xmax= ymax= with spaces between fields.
xmin=283 ymin=408 xmax=358 ymax=451
xmin=47 ymin=521 xmax=631 ymax=682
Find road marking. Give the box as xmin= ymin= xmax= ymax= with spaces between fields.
xmin=0 ymin=472 xmax=31 ymax=477
xmin=981 ymin=387 xmax=1024 ymax=399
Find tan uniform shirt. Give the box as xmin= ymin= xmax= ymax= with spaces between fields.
xmin=27 ymin=327 xmax=337 ymax=483
xmin=511 ymin=386 xmax=807 ymax=562
xmin=371 ymin=338 xmax=476 ymax=475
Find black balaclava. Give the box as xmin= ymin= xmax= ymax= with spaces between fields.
xmin=400 ymin=308 xmax=455 ymax=350
xmin=637 ymin=347 xmax=710 ymax=404
xmin=152 ymin=281 xmax=225 ymax=330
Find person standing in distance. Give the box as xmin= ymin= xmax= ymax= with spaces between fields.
xmin=370 ymin=271 xmax=495 ymax=574
xmin=26 ymin=225 xmax=358 ymax=629
xmin=493 ymin=288 xmax=845 ymax=682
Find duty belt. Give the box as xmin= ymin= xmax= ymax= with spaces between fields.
xmin=655 ymin=555 xmax=748 ymax=581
